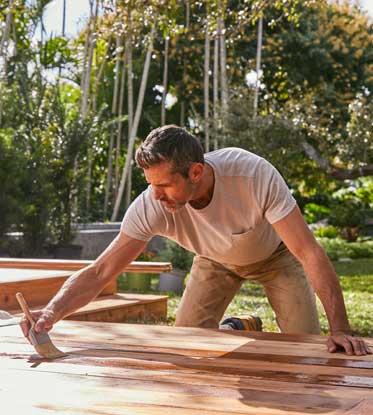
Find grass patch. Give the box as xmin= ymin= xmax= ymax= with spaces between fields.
xmin=118 ymin=259 xmax=373 ymax=337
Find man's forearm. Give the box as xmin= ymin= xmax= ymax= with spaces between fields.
xmin=302 ymin=246 xmax=351 ymax=334
xmin=44 ymin=265 xmax=110 ymax=321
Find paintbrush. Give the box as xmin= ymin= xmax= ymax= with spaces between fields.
xmin=16 ymin=292 xmax=66 ymax=359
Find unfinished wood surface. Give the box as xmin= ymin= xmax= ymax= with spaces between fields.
xmin=0 ymin=258 xmax=172 ymax=273
xmin=64 ymin=293 xmax=168 ymax=322
xmin=9 ymin=293 xmax=168 ymax=323
xmin=0 ymin=262 xmax=171 ymax=310
xmin=0 ymin=268 xmax=116 ymax=310
xmin=1 ymin=321 xmax=372 ymax=414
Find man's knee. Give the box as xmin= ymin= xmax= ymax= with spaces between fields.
xmin=275 ymin=291 xmax=321 ymax=335
xmin=175 ymin=311 xmax=219 ymax=328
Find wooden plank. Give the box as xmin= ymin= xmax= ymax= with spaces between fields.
xmin=344 ymin=399 xmax=373 ymax=414
xmin=0 ymin=345 xmax=370 ymax=414
xmin=0 ymin=269 xmax=170 ymax=312
xmin=0 ymin=258 xmax=172 ymax=273
xmin=0 ymin=363 xmax=363 ymax=415
xmin=64 ymin=293 xmax=168 ymax=322
xmin=25 ymin=321 xmax=371 ymax=351
xmin=1 ymin=353 xmax=370 ymax=402
xmin=0 ymin=271 xmax=116 ymax=310
xmin=0 ymin=268 xmax=72 ymax=283
xmin=0 ymin=349 xmax=371 ymax=411
xmin=2 ymin=323 xmax=373 ymax=379
xmin=8 ymin=293 xmax=168 ymax=323
xmin=0 ymin=367 xmax=349 ymax=415
xmin=0 ymin=269 xmax=168 ymax=322
xmin=1 ymin=322 xmax=372 ymax=414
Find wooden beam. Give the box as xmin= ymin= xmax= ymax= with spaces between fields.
xmin=0 ymin=258 xmax=172 ymax=273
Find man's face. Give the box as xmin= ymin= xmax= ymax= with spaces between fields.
xmin=144 ymin=162 xmax=199 ymax=213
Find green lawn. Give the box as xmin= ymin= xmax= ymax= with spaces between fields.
xmin=118 ymin=258 xmax=373 ymax=337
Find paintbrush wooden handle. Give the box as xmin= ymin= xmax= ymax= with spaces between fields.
xmin=16 ymin=292 xmax=35 ymax=328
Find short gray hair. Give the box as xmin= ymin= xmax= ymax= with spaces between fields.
xmin=135 ymin=125 xmax=204 ymax=177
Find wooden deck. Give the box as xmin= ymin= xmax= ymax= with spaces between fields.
xmin=1 ymin=321 xmax=372 ymax=414
xmin=0 ymin=263 xmax=170 ymax=322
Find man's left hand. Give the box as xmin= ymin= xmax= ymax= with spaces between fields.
xmin=327 ymin=332 xmax=372 ymax=356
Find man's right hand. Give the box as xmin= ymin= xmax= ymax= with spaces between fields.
xmin=19 ymin=309 xmax=57 ymax=344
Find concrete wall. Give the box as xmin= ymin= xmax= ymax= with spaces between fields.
xmin=72 ymin=223 xmax=165 ymax=260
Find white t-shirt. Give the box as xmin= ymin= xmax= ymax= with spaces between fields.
xmin=121 ymin=147 xmax=296 ymax=266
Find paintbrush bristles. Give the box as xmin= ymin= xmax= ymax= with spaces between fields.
xmin=34 ymin=342 xmax=67 ymax=359
xmin=29 ymin=328 xmax=66 ymax=358
xmin=16 ymin=292 xmax=67 ymax=359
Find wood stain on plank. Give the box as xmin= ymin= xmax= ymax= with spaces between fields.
xmin=1 ymin=321 xmax=372 ymax=414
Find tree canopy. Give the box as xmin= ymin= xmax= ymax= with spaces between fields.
xmin=0 ymin=0 xmax=372 ymax=254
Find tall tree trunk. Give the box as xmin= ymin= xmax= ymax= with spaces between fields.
xmin=186 ymin=0 xmax=190 ymax=28
xmin=84 ymin=0 xmax=99 ymax=211
xmin=125 ymin=158 xmax=132 ymax=209
xmin=115 ymin=44 xmax=127 ymax=198
xmin=125 ymin=21 xmax=134 ymax=211
xmin=0 ymin=0 xmax=14 ymax=126
xmin=81 ymin=0 xmax=98 ymax=118
xmin=80 ymin=6 xmax=91 ymax=95
xmin=253 ymin=16 xmax=263 ymax=117
xmin=111 ymin=35 xmax=122 ymax=116
xmin=213 ymin=35 xmax=219 ymax=150
xmin=127 ymin=28 xmax=133 ymax=137
xmin=62 ymin=0 xmax=66 ymax=35
xmin=58 ymin=0 xmax=66 ymax=77
xmin=85 ymin=151 xmax=92 ymax=210
xmin=111 ymin=23 xmax=156 ymax=221
xmin=92 ymin=37 xmax=112 ymax=112
xmin=103 ymin=35 xmax=122 ymax=219
xmin=180 ymin=0 xmax=190 ymax=127
xmin=78 ymin=0 xmax=92 ymax=214
xmin=40 ymin=15 xmax=44 ymax=46
xmin=103 ymin=134 xmax=114 ymax=219
xmin=218 ymin=0 xmax=228 ymax=146
xmin=0 ymin=0 xmax=13 ymax=58
xmin=161 ymin=36 xmax=169 ymax=126
xmin=180 ymin=102 xmax=185 ymax=126
xmin=204 ymin=12 xmax=210 ymax=152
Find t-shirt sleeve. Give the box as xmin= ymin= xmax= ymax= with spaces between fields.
xmin=254 ymin=159 xmax=297 ymax=224
xmin=120 ymin=188 xmax=166 ymax=241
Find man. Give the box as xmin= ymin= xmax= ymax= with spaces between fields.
xmin=21 ymin=125 xmax=371 ymax=356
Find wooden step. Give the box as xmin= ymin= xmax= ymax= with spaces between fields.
xmin=0 ymin=268 xmax=116 ymax=310
xmin=65 ymin=293 xmax=168 ymax=323
xmin=0 ymin=260 xmax=172 ymax=311
xmin=10 ymin=293 xmax=168 ymax=323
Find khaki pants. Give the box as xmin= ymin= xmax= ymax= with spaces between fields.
xmin=175 ymin=243 xmax=321 ymax=334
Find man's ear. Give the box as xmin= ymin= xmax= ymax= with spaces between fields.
xmin=188 ymin=163 xmax=204 ymax=183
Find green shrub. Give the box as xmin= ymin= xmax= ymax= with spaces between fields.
xmin=304 ymin=203 xmax=330 ymax=224
xmin=328 ymin=186 xmax=370 ymax=242
xmin=155 ymin=240 xmax=194 ymax=271
xmin=313 ymin=225 xmax=339 ymax=238
xmin=0 ymin=130 xmax=23 ymax=246
xmin=318 ymin=238 xmax=373 ymax=260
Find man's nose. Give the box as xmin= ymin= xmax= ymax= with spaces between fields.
xmin=153 ymin=187 xmax=164 ymax=200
